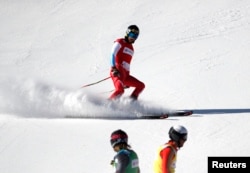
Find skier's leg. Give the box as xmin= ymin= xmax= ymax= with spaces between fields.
xmin=109 ymin=76 xmax=125 ymax=100
xmin=124 ymin=76 xmax=145 ymax=100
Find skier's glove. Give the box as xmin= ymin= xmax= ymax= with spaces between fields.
xmin=110 ymin=160 xmax=115 ymax=166
xmin=111 ymin=67 xmax=120 ymax=77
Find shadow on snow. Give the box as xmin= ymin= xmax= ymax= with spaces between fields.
xmin=192 ymin=108 xmax=250 ymax=115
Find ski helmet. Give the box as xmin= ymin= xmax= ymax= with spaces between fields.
xmin=169 ymin=125 xmax=188 ymax=142
xmin=110 ymin=129 xmax=128 ymax=147
xmin=125 ymin=25 xmax=140 ymax=40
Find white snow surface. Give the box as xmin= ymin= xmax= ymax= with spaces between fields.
xmin=1 ymin=0 xmax=250 ymax=173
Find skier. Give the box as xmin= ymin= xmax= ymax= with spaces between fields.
xmin=110 ymin=129 xmax=140 ymax=173
xmin=153 ymin=125 xmax=188 ymax=173
xmin=109 ymin=25 xmax=145 ymax=100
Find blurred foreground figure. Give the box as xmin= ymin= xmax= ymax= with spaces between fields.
xmin=110 ymin=129 xmax=140 ymax=173
xmin=153 ymin=125 xmax=188 ymax=173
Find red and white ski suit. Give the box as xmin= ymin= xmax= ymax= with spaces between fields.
xmin=109 ymin=38 xmax=145 ymax=100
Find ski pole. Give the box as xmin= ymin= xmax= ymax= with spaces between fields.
xmin=81 ymin=76 xmax=111 ymax=88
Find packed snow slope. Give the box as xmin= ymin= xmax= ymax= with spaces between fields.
xmin=0 ymin=0 xmax=250 ymax=173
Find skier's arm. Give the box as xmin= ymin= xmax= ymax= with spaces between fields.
xmin=161 ymin=147 xmax=174 ymax=173
xmin=110 ymin=42 xmax=121 ymax=67
xmin=110 ymin=41 xmax=127 ymax=79
xmin=115 ymin=153 xmax=129 ymax=173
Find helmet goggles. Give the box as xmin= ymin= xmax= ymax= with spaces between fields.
xmin=128 ymin=32 xmax=139 ymax=39
xmin=127 ymin=28 xmax=139 ymax=39
xmin=181 ymin=134 xmax=187 ymax=141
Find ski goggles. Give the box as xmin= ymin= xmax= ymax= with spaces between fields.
xmin=128 ymin=32 xmax=139 ymax=39
xmin=182 ymin=134 xmax=188 ymax=141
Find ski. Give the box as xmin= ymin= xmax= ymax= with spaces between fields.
xmin=138 ymin=114 xmax=169 ymax=119
xmin=168 ymin=110 xmax=193 ymax=117
xmin=136 ymin=110 xmax=193 ymax=119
